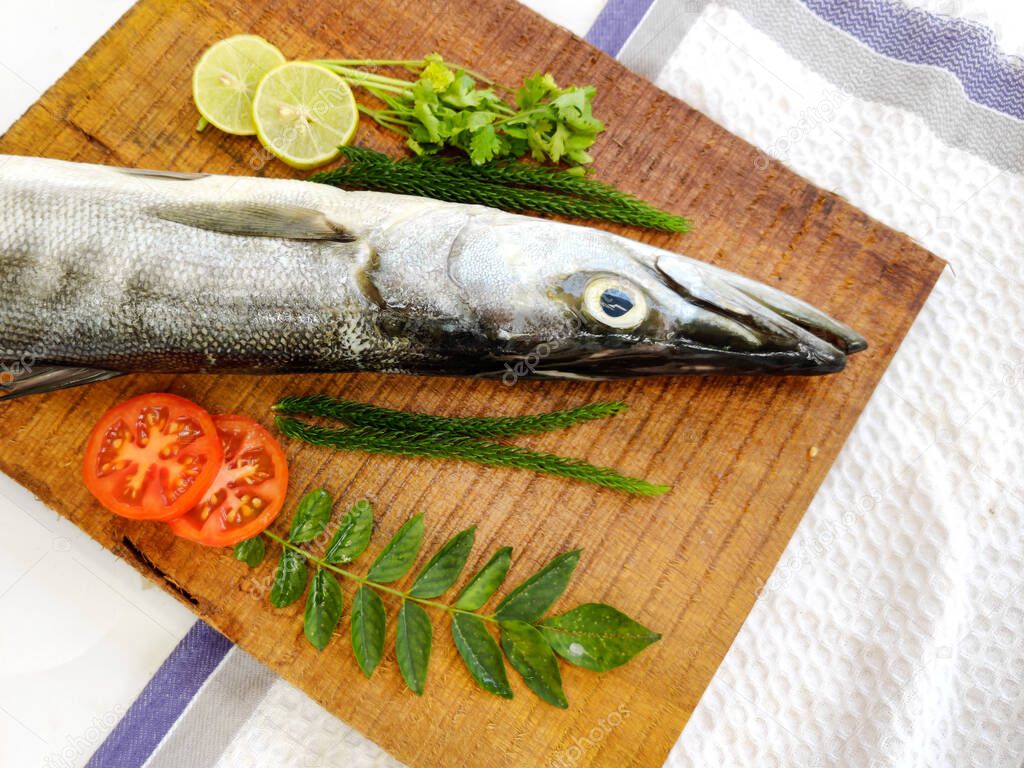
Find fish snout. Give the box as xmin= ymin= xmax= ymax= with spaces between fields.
xmin=654 ymin=253 xmax=866 ymax=376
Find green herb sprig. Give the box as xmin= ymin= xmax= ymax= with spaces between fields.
xmin=273 ymin=394 xmax=627 ymax=438
xmin=236 ymin=491 xmax=661 ymax=706
xmin=272 ymin=395 xmax=669 ymax=496
xmin=315 ymin=55 xmax=603 ymax=166
xmin=310 ymin=146 xmax=692 ymax=233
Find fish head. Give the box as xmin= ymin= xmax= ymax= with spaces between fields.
xmin=440 ymin=214 xmax=867 ymax=379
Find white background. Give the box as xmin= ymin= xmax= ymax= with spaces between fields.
xmin=9 ymin=3 xmax=1023 ymax=768
xmin=0 ymin=2 xmax=606 ymax=767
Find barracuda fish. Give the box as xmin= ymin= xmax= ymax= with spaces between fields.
xmin=0 ymin=155 xmax=865 ymax=400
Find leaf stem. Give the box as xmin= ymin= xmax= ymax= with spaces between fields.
xmin=264 ymin=531 xmax=499 ymax=624
xmin=356 ymin=105 xmax=414 ymax=135
xmin=316 ymin=57 xmax=501 ymax=87
xmin=319 ymin=58 xmax=427 ymax=69
xmin=314 ymin=62 xmax=414 ymax=91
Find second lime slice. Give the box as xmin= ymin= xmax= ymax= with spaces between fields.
xmin=253 ymin=62 xmax=359 ymax=170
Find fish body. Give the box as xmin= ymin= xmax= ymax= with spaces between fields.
xmin=0 ymin=155 xmax=865 ymax=398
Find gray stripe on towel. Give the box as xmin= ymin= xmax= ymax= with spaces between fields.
xmin=143 ymin=648 xmax=276 ymax=768
xmin=618 ymin=0 xmax=712 ymax=80
xmin=618 ymin=0 xmax=1024 ymax=174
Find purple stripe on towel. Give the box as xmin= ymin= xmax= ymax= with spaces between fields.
xmin=803 ymin=0 xmax=1024 ymax=120
xmin=586 ymin=0 xmax=656 ymax=56
xmin=85 ymin=622 xmax=232 ymax=768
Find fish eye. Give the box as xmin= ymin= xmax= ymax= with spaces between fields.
xmin=582 ymin=277 xmax=648 ymax=330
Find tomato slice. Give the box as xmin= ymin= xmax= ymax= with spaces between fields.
xmin=83 ymin=393 xmax=223 ymax=521
xmin=167 ymin=414 xmax=289 ymax=547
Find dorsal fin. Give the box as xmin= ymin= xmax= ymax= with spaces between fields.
xmin=151 ymin=202 xmax=357 ymax=242
xmin=0 ymin=365 xmax=123 ymax=401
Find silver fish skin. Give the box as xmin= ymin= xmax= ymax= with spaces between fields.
xmin=0 ymin=155 xmax=865 ymax=397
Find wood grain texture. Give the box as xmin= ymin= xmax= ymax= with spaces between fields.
xmin=0 ymin=0 xmax=944 ymax=765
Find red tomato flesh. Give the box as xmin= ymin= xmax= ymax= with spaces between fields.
xmin=82 ymin=393 xmax=223 ymax=521
xmin=167 ymin=414 xmax=289 ymax=547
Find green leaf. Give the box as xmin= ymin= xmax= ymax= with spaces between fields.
xmin=451 ymin=614 xmax=512 ymax=699
xmin=540 ymin=604 xmax=660 ymax=672
xmin=366 ymin=515 xmax=424 ymax=583
xmin=442 ymin=72 xmax=500 ymax=110
xmin=420 ymin=55 xmax=455 ymax=91
xmin=270 ymin=548 xmax=308 ymax=608
xmin=324 ymin=500 xmax=374 ymax=564
xmin=547 ymin=122 xmax=569 ymax=163
xmin=516 ymin=72 xmax=559 ymax=110
xmin=288 ymin=489 xmax=333 ymax=544
xmin=453 ymin=547 xmax=511 ymax=611
xmin=499 ymin=620 xmax=567 ymax=708
xmin=412 ymin=97 xmax=443 ymax=143
xmin=396 ymin=601 xmax=433 ymax=695
xmin=453 ymin=110 xmax=500 ymax=133
xmin=350 ymin=586 xmax=386 ymax=677
xmin=493 ymin=550 xmax=580 ymax=622
xmin=408 ymin=527 xmax=476 ymax=598
xmin=233 ymin=536 xmax=265 ymax=567
xmin=303 ymin=569 xmax=344 ymax=651
xmin=564 ymin=109 xmax=603 ymax=136
xmin=469 ymin=126 xmax=499 ymax=165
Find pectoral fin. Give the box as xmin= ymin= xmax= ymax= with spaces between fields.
xmin=119 ymin=168 xmax=209 ymax=181
xmin=152 ymin=202 xmax=356 ymax=242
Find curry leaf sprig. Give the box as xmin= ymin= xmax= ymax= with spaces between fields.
xmin=272 ymin=395 xmax=669 ymax=496
xmin=309 ymin=147 xmax=692 ymax=233
xmin=235 ymin=491 xmax=661 ymax=706
xmin=315 ymin=55 xmax=603 ymax=166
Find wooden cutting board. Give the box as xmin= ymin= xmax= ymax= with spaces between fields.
xmin=0 ymin=0 xmax=944 ymax=765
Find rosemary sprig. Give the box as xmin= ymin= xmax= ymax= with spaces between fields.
xmin=309 ymin=146 xmax=692 ymax=233
xmin=237 ymin=491 xmax=661 ymax=706
xmin=428 ymin=158 xmax=667 ymax=209
xmin=273 ymin=395 xmax=628 ymax=439
xmin=274 ymin=415 xmax=669 ymax=496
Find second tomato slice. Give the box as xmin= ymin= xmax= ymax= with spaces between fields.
xmin=168 ymin=414 xmax=289 ymax=546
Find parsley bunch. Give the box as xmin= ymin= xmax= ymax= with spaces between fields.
xmin=315 ymin=55 xmax=604 ymax=165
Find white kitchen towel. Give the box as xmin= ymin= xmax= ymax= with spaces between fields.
xmin=642 ymin=2 xmax=1024 ymax=766
xmin=86 ymin=1 xmax=1024 ymax=766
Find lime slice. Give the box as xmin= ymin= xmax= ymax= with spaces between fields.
xmin=252 ymin=62 xmax=359 ymax=170
xmin=193 ymin=35 xmax=286 ymax=136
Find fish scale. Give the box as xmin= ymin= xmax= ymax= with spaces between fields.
xmin=0 ymin=155 xmax=866 ymax=399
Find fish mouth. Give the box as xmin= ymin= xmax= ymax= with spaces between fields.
xmin=510 ymin=340 xmax=848 ymax=380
